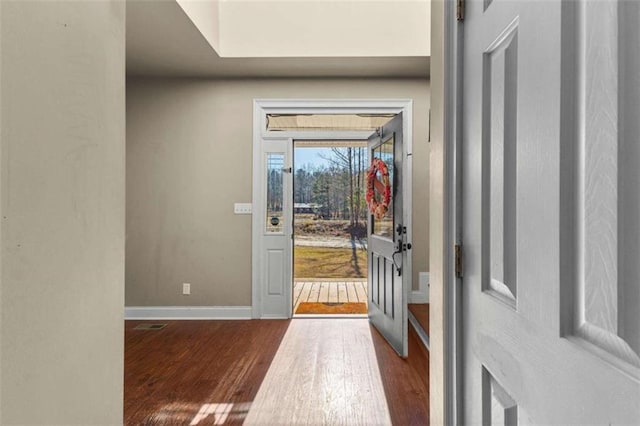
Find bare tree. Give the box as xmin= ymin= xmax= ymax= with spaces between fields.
xmin=293 ymin=148 xmax=368 ymax=223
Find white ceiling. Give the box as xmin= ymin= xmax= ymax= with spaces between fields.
xmin=126 ymin=1 xmax=430 ymax=78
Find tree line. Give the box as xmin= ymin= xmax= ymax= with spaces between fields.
xmin=295 ymin=147 xmax=369 ymax=226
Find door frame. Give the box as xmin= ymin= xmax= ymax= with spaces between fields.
xmin=252 ymin=99 xmax=413 ymax=319
xmin=430 ymin=0 xmax=463 ymax=424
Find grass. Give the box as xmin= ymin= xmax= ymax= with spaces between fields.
xmin=294 ymin=246 xmax=368 ymax=279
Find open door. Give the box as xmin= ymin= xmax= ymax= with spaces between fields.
xmin=459 ymin=0 xmax=639 ymax=423
xmin=367 ymin=113 xmax=408 ymax=357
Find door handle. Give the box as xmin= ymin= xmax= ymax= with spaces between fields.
xmin=392 ymin=240 xmax=403 ymax=276
xmin=395 ymin=240 xmax=412 ymax=252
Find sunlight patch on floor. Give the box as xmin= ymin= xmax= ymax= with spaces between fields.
xmin=148 ymin=401 xmax=252 ymax=425
xmin=189 ymin=402 xmax=251 ymax=425
xmin=244 ymin=319 xmax=392 ymax=425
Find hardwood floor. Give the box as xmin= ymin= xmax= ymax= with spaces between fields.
xmin=124 ymin=320 xmax=289 ymax=425
xmin=408 ymin=303 xmax=429 ymax=334
xmin=372 ymin=323 xmax=430 ymax=426
xmin=125 ymin=319 xmax=429 ymax=425
xmin=245 ymin=319 xmax=391 ymax=425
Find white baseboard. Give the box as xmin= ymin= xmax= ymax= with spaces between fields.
xmin=125 ymin=306 xmax=252 ymax=320
xmin=408 ymin=310 xmax=430 ymax=350
xmin=259 ymin=315 xmax=289 ymax=319
xmin=409 ymin=272 xmax=430 ymax=303
xmin=409 ymin=290 xmax=429 ymax=303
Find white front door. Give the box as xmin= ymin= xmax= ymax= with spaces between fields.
xmin=460 ymin=0 xmax=640 ymax=423
xmin=368 ymin=113 xmax=409 ymax=357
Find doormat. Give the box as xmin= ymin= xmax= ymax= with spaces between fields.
xmin=295 ymin=302 xmax=367 ymax=315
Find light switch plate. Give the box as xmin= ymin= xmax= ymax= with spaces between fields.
xmin=234 ymin=203 xmax=252 ymax=214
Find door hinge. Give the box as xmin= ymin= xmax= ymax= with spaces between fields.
xmin=455 ymin=244 xmax=463 ymax=278
xmin=457 ymin=0 xmax=465 ymax=21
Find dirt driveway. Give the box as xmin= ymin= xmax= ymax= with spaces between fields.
xmin=294 ymin=235 xmax=367 ymax=250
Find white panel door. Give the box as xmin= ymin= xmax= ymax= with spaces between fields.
xmin=260 ymin=139 xmax=292 ymax=318
xmin=461 ymin=0 xmax=640 ymax=423
xmin=368 ymin=114 xmax=408 ymax=356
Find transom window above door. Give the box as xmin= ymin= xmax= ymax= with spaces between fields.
xmin=266 ymin=114 xmax=396 ymax=132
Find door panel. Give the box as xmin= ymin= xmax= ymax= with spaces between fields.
xmin=368 ymin=113 xmax=407 ymax=356
xmin=461 ymin=0 xmax=640 ymax=424
xmin=483 ymin=18 xmax=518 ymax=307
xmin=561 ymin=0 xmax=640 ymax=374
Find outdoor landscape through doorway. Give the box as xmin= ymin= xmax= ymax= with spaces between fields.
xmin=292 ymin=141 xmax=369 ymax=315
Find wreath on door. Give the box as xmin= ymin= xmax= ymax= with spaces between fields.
xmin=366 ymin=157 xmax=391 ymax=220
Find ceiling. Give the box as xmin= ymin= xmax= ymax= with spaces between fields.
xmin=126 ymin=1 xmax=430 ymax=78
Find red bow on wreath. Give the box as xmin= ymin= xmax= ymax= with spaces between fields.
xmin=365 ymin=158 xmax=391 ymax=220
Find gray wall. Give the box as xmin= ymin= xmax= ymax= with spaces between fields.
xmin=126 ymin=77 xmax=429 ymax=307
xmin=1 ymin=1 xmax=125 ymax=423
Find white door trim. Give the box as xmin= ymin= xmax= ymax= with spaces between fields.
xmin=252 ymin=99 xmax=413 ymax=319
xmin=431 ymin=0 xmax=462 ymax=424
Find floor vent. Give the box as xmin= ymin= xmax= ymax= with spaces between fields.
xmin=133 ymin=323 xmax=167 ymax=330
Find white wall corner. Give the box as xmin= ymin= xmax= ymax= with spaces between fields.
xmin=176 ymin=0 xmax=221 ymax=55
xmin=410 ymin=271 xmax=430 ymax=303
xmin=125 ymin=306 xmax=252 ymax=320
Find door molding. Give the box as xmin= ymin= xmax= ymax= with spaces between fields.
xmin=430 ymin=0 xmax=462 ymax=424
xmin=252 ymin=99 xmax=413 ymax=319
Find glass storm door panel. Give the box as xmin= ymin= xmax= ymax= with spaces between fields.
xmin=372 ymin=138 xmax=395 ymax=238
xmin=266 ymin=153 xmax=285 ymax=233
xmin=367 ymin=113 xmax=408 ymax=357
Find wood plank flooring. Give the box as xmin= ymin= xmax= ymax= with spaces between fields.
xmin=408 ymin=303 xmax=429 ymax=334
xmin=124 ymin=318 xmax=428 ymax=425
xmin=244 ymin=319 xmax=392 ymax=425
xmin=124 ymin=320 xmax=289 ymax=425
xmin=372 ymin=323 xmax=430 ymax=425
xmin=293 ymin=281 xmax=368 ymax=313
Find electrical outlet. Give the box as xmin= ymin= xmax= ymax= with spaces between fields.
xmin=234 ymin=203 xmax=252 ymax=214
xmin=182 ymin=283 xmax=191 ymax=295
